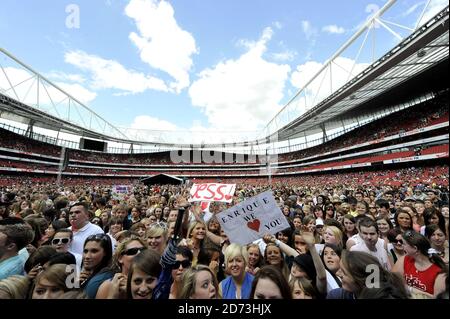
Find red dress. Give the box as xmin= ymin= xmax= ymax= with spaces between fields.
xmin=403 ymin=255 xmax=441 ymax=295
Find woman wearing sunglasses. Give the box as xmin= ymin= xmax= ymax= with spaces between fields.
xmin=386 ymin=228 xmax=405 ymax=264
xmin=51 ymin=228 xmax=82 ymax=272
xmin=169 ymin=246 xmax=193 ymax=299
xmin=392 ymin=230 xmax=447 ymax=298
xmin=96 ymin=237 xmax=147 ymax=299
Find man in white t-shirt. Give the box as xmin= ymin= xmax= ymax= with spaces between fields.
xmin=350 ymin=219 xmax=392 ymax=270
xmin=68 ymin=202 xmax=104 ymax=256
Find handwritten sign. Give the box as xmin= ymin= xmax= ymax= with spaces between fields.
xmin=189 ymin=183 xmax=236 ymax=203
xmin=216 ymin=191 xmax=290 ymax=245
xmin=112 ymin=185 xmax=131 ymax=199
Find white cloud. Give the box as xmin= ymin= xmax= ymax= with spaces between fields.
xmin=121 ymin=115 xmax=180 ymax=143
xmin=64 ymin=50 xmax=170 ymax=94
xmin=322 ymin=25 xmax=345 ymax=34
xmin=271 ymin=50 xmax=297 ymax=62
xmin=0 ymin=66 xmax=97 ymax=119
xmin=55 ymin=82 xmax=97 ymax=104
xmin=273 ymin=21 xmax=283 ymax=29
xmin=419 ymin=0 xmax=448 ymax=26
xmin=125 ymin=0 xmax=198 ymax=93
xmin=130 ymin=115 xmax=178 ymax=131
xmin=403 ymin=2 xmax=422 ymax=17
xmin=46 ymin=71 xmax=86 ymax=83
xmin=189 ymin=27 xmax=291 ymax=131
xmin=301 ymin=20 xmax=318 ymax=40
xmin=291 ymin=57 xmax=369 ymax=108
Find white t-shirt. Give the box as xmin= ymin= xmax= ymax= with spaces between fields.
xmin=350 ymin=238 xmax=391 ymax=270
xmin=107 ymin=233 xmax=117 ymax=252
xmin=348 ymin=233 xmax=362 ymax=246
xmin=326 ymin=270 xmax=341 ymax=292
xmin=315 ymin=244 xmax=324 ymax=255
xmin=69 ymin=222 xmax=104 ymax=256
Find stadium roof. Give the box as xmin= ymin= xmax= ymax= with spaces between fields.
xmin=262 ymin=5 xmax=449 ymax=142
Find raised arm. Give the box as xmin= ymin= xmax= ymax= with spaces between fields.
xmin=301 ymin=228 xmax=327 ymax=295
xmin=262 ymin=234 xmax=299 ymax=257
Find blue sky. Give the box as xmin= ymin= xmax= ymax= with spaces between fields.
xmin=0 ymin=0 xmax=447 ymax=141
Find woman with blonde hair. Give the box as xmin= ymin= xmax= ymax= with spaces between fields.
xmin=246 ymin=244 xmax=263 ymax=275
xmin=31 ymin=264 xmax=73 ymax=299
xmin=145 ymin=223 xmax=168 ymax=255
xmin=96 ymin=236 xmax=147 ymax=299
xmin=219 ymin=243 xmax=254 ymax=299
xmin=177 ymin=265 xmax=219 ymax=299
xmin=186 ymin=221 xmax=207 ymax=266
xmin=0 ymin=275 xmax=30 ymax=299
xmin=321 ymin=225 xmax=344 ymax=250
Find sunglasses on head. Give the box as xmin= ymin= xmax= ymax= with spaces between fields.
xmin=52 ymin=238 xmax=70 ymax=245
xmin=151 ymin=221 xmax=168 ymax=230
xmin=404 ymin=230 xmax=415 ymax=238
xmin=87 ymin=233 xmax=109 ymax=241
xmin=121 ymin=247 xmax=145 ymax=256
xmin=172 ymin=260 xmax=191 ymax=269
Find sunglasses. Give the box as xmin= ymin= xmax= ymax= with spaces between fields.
xmin=404 ymin=230 xmax=415 ymax=238
xmin=150 ymin=221 xmax=168 ymax=230
xmin=121 ymin=247 xmax=146 ymax=256
xmin=172 ymin=260 xmax=191 ymax=269
xmin=87 ymin=233 xmax=109 ymax=241
xmin=52 ymin=238 xmax=70 ymax=245
xmin=395 ymin=239 xmax=404 ymax=245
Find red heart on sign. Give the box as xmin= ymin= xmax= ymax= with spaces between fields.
xmin=200 ymin=202 xmax=209 ymax=211
xmin=225 ymin=194 xmax=232 ymax=200
xmin=247 ymin=219 xmax=260 ymax=232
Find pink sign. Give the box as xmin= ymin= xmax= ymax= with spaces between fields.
xmin=189 ymin=183 xmax=236 ymax=203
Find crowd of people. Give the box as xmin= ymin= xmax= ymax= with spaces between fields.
xmin=0 ymin=174 xmax=448 ymax=299
xmin=280 ymin=96 xmax=448 ymax=162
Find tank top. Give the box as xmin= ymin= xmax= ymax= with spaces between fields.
xmin=403 ymin=255 xmax=441 ymax=295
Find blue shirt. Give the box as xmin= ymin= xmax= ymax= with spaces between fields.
xmin=221 ymin=272 xmax=254 ymax=299
xmin=0 ymin=248 xmax=29 ymax=280
xmin=84 ymin=270 xmax=114 ymax=299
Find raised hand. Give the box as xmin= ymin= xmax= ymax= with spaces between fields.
xmin=300 ymin=225 xmax=315 ymax=246
xmin=27 ymin=263 xmax=43 ymax=280
xmin=79 ymin=270 xmax=93 ymax=286
xmin=175 ymin=195 xmax=190 ymax=209
xmin=110 ymin=273 xmax=127 ymax=298
xmin=209 ymin=260 xmax=219 ymax=274
xmin=262 ymin=233 xmax=276 ymax=244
